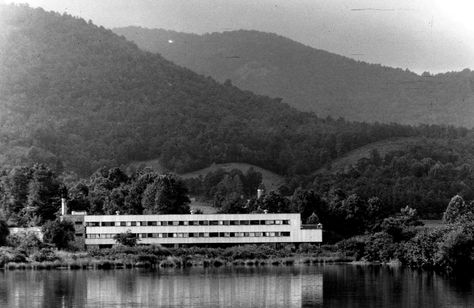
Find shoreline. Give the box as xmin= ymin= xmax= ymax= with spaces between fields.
xmin=0 ymin=255 xmax=354 ymax=271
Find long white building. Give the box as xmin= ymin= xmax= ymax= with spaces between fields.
xmin=64 ymin=213 xmax=322 ymax=249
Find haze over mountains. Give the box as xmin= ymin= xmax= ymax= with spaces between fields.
xmin=3 ymin=5 xmax=444 ymax=177
xmin=114 ymin=27 xmax=474 ymax=127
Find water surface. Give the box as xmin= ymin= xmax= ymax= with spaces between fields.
xmin=0 ymin=265 xmax=472 ymax=307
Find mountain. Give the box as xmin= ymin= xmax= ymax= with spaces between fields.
xmin=0 ymin=5 xmax=465 ymax=178
xmin=113 ymin=27 xmax=474 ymax=127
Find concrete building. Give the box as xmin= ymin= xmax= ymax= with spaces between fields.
xmin=63 ymin=213 xmax=322 ymax=249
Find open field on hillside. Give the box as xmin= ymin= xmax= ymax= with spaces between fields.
xmin=315 ymin=137 xmax=423 ymax=175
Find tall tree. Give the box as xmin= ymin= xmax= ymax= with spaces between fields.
xmin=142 ymin=174 xmax=190 ymax=214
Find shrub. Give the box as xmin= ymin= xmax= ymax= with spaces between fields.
xmin=435 ymin=223 xmax=474 ymax=272
xmin=42 ymin=220 xmax=75 ymax=249
xmin=113 ymin=230 xmax=138 ymax=247
xmin=399 ymin=227 xmax=446 ymax=268
xmin=31 ymin=248 xmax=60 ymax=262
xmin=7 ymin=232 xmax=44 ymax=254
xmin=336 ymin=237 xmax=366 ymax=260
xmin=363 ymin=232 xmax=397 ymax=262
xmin=0 ymin=247 xmax=27 ymax=267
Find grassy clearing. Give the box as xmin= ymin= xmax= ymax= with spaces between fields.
xmin=314 ymin=137 xmax=422 ymax=175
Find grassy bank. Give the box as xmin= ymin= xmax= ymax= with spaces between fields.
xmin=0 ymin=244 xmax=352 ymax=270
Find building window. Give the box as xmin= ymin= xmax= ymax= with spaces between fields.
xmin=191 ymin=221 xmax=199 ymax=226
xmin=199 ymin=221 xmax=208 ymax=226
xmin=223 ymin=220 xmax=230 ymax=225
xmin=281 ymin=232 xmax=290 ymax=237
xmin=198 ymin=233 xmax=205 ymax=237
xmin=120 ymin=222 xmax=126 ymax=227
xmin=75 ymin=233 xmax=83 ymax=237
xmin=178 ymin=221 xmax=185 ymax=226
xmin=239 ymin=220 xmax=249 ymax=225
xmin=230 ymin=220 xmax=239 ymax=225
xmin=147 ymin=221 xmax=157 ymax=226
xmin=130 ymin=222 xmax=137 ymax=226
xmin=282 ymin=220 xmax=290 ymax=225
xmin=209 ymin=220 xmax=219 ymax=225
xmin=210 ymin=232 xmax=219 ymax=237
xmin=229 ymin=232 xmax=235 ymax=237
xmin=87 ymin=222 xmax=100 ymax=227
xmin=250 ymin=220 xmax=260 ymax=225
xmin=244 ymin=232 xmax=249 ymax=237
xmin=101 ymin=222 xmax=114 ymax=227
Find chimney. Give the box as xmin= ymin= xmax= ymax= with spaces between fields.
xmin=61 ymin=198 xmax=67 ymax=216
xmin=257 ymin=189 xmax=264 ymax=199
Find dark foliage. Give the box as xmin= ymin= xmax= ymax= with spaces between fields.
xmin=312 ymin=140 xmax=474 ymax=219
xmin=113 ymin=230 xmax=138 ymax=247
xmin=0 ymin=219 xmax=9 ymax=246
xmin=0 ymin=5 xmax=464 ymax=179
xmin=42 ymin=219 xmax=75 ymax=249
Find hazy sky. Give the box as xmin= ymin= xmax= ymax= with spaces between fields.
xmin=5 ymin=0 xmax=474 ymax=74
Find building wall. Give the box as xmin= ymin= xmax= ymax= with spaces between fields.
xmin=80 ymin=213 xmax=322 ymax=247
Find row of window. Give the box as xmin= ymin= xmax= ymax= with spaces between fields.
xmin=86 ymin=231 xmax=291 ymax=239
xmin=86 ymin=219 xmax=291 ymax=227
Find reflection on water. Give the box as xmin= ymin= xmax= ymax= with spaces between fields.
xmin=0 ymin=266 xmax=322 ymax=308
xmin=323 ymin=265 xmax=474 ymax=308
xmin=0 ymin=265 xmax=473 ymax=307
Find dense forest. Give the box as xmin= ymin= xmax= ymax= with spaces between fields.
xmin=114 ymin=27 xmax=474 ymax=127
xmin=0 ymin=5 xmax=468 ymax=178
xmin=310 ymin=137 xmax=474 ymax=218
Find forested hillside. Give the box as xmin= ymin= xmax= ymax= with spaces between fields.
xmin=114 ymin=27 xmax=474 ymax=127
xmin=1 ymin=5 xmax=462 ymax=177
xmin=310 ymin=136 xmax=474 ymax=218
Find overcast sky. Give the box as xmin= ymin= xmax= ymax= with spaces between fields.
xmin=5 ymin=0 xmax=474 ymax=74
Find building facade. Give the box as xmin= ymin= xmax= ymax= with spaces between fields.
xmin=63 ymin=213 xmax=322 ymax=249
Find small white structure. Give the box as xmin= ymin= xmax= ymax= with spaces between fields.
xmin=8 ymin=227 xmax=43 ymax=241
xmin=66 ymin=213 xmax=322 ymax=249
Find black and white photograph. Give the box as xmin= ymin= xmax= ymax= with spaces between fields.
xmin=0 ymin=0 xmax=473 ymax=307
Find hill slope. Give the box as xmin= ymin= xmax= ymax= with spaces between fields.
xmin=0 ymin=5 xmax=465 ymax=178
xmin=114 ymin=27 xmax=474 ymax=127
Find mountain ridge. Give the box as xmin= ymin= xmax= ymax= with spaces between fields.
xmin=114 ymin=26 xmax=474 ymax=127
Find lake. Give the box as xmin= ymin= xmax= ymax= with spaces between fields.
xmin=0 ymin=265 xmax=472 ymax=307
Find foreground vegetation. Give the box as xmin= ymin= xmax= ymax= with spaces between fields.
xmin=0 ymin=243 xmax=348 ymax=270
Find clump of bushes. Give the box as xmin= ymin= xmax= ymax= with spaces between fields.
xmin=30 ymin=248 xmax=60 ymax=262
xmin=0 ymin=247 xmax=27 ymax=267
